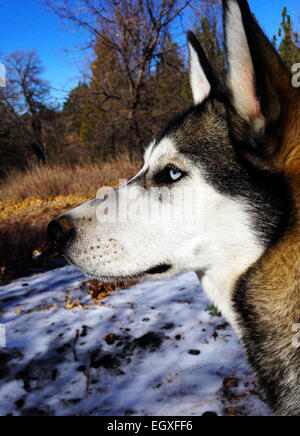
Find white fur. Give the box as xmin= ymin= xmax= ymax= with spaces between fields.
xmin=189 ymin=43 xmax=211 ymax=105
xmin=63 ymin=137 xmax=264 ymax=334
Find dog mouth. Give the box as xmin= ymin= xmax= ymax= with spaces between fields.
xmin=64 ymin=252 xmax=172 ymax=281
xmin=145 ymin=264 xmax=172 ymax=275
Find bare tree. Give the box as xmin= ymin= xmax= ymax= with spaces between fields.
xmin=1 ymin=50 xmax=50 ymax=163
xmin=191 ymin=0 xmax=224 ymax=73
xmin=43 ymin=0 xmax=191 ymax=140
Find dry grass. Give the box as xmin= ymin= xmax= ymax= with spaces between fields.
xmin=0 ymin=154 xmax=142 ymax=280
xmin=0 ymin=153 xmax=141 ymax=202
xmin=0 ymin=197 xmax=89 ymax=221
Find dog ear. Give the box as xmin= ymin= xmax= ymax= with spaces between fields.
xmin=223 ymin=0 xmax=296 ymax=158
xmin=223 ymin=0 xmax=267 ymax=135
xmin=187 ymin=32 xmax=220 ymax=105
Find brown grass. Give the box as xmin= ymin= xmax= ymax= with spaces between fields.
xmin=0 ymin=153 xmax=141 ymax=202
xmin=0 ymin=154 xmax=142 ymax=280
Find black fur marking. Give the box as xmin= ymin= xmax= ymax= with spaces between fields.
xmin=146 ymin=264 xmax=172 ymax=275
xmin=154 ymin=105 xmax=205 ymax=147
xmin=154 ymin=86 xmax=231 ymax=148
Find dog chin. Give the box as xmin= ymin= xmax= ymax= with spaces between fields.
xmin=63 ymin=253 xmax=173 ymax=282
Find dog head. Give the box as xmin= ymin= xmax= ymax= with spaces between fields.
xmin=48 ymin=1 xmax=290 ymax=299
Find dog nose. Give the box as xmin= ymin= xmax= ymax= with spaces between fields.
xmin=47 ymin=216 xmax=75 ymax=248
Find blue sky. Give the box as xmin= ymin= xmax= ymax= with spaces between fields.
xmin=0 ymin=0 xmax=90 ymax=102
xmin=0 ymin=0 xmax=299 ymax=103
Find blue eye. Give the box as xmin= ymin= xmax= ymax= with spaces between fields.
xmin=170 ymin=169 xmax=182 ymax=181
xmin=154 ymin=165 xmax=186 ymax=185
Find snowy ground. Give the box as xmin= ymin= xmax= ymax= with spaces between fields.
xmin=0 ymin=266 xmax=270 ymax=416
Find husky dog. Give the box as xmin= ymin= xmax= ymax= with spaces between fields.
xmin=48 ymin=0 xmax=300 ymax=416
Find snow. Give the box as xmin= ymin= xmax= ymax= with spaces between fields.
xmin=0 ymin=266 xmax=270 ymax=416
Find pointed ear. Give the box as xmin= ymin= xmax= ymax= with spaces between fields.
xmin=223 ymin=0 xmax=265 ymax=134
xmin=187 ymin=32 xmax=220 ymax=105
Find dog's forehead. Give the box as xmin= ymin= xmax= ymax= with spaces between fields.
xmin=143 ymin=137 xmax=178 ymax=170
xmin=174 ymin=102 xmax=228 ymax=152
